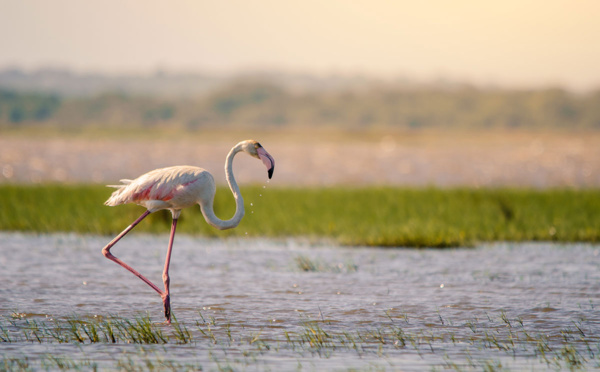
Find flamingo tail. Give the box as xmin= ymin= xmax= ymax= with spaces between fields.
xmin=105 ymin=179 xmax=134 ymax=206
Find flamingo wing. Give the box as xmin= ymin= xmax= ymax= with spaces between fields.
xmin=105 ymin=166 xmax=207 ymax=210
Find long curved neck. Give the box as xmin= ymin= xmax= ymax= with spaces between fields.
xmin=200 ymin=144 xmax=245 ymax=230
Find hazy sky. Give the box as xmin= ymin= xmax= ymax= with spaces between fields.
xmin=1 ymin=0 xmax=600 ymax=90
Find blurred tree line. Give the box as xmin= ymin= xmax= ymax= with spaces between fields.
xmin=1 ymin=82 xmax=599 ymax=130
xmin=0 ymin=90 xmax=61 ymax=123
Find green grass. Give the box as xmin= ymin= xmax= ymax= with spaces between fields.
xmin=0 ymin=184 xmax=599 ymax=247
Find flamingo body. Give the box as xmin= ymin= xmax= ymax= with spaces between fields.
xmin=101 ymin=140 xmax=275 ymax=323
xmin=106 ymin=166 xmax=216 ymax=217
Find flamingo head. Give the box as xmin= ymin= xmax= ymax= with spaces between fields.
xmin=241 ymin=140 xmax=275 ymax=179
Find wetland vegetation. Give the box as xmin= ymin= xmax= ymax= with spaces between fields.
xmin=2 ymin=306 xmax=600 ymax=371
xmin=0 ymin=184 xmax=599 ymax=247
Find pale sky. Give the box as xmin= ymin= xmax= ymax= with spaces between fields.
xmin=1 ymin=0 xmax=600 ymax=90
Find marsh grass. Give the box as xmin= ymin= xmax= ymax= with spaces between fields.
xmin=2 ymin=309 xmax=598 ymax=371
xmin=2 ymin=313 xmax=172 ymax=345
xmin=1 ymin=184 xmax=599 ymax=247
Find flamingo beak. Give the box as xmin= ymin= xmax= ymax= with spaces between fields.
xmin=257 ymin=147 xmax=275 ymax=179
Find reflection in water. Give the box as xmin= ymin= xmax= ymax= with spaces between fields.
xmin=1 ymin=233 xmax=599 ymax=370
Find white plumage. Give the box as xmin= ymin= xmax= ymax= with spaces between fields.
xmin=105 ymin=166 xmax=215 ymax=218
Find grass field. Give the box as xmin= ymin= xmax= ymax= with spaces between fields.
xmin=1 ymin=184 xmax=599 ymax=247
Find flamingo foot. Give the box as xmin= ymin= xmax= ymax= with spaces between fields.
xmin=162 ymin=294 xmax=171 ymax=324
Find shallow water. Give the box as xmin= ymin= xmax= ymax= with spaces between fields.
xmin=1 ymin=233 xmax=600 ymax=370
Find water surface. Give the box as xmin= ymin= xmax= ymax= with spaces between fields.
xmin=1 ymin=233 xmax=599 ymax=370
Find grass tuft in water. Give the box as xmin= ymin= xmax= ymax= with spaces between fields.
xmin=0 ymin=314 xmax=172 ymax=345
xmin=299 ymin=320 xmax=335 ymax=352
xmin=294 ymin=255 xmax=358 ymax=273
xmin=170 ymin=314 xmax=193 ymax=344
xmin=117 ymin=314 xmax=167 ymax=344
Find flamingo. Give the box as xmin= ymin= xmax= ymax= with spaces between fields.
xmin=101 ymin=139 xmax=275 ymax=323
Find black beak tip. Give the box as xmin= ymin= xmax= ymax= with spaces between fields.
xmin=268 ymin=166 xmax=274 ymax=179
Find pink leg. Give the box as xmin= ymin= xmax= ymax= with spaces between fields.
xmin=101 ymin=210 xmax=165 ymax=305
xmin=161 ymin=217 xmax=178 ymax=323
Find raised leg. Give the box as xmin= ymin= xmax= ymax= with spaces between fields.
xmin=101 ymin=210 xmax=165 ymax=299
xmin=161 ymin=217 xmax=178 ymax=323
